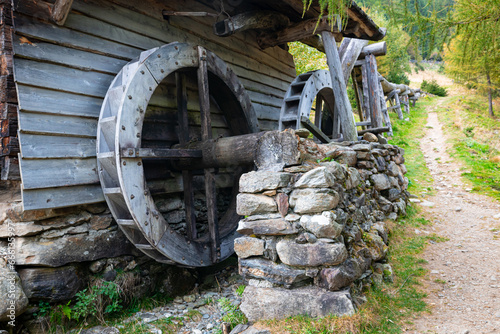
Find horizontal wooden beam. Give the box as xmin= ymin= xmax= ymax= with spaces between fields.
xmin=258 ymin=15 xmax=342 ymax=49
xmin=52 ymin=0 xmax=74 ymax=26
xmin=357 ymin=126 xmax=390 ymax=135
xmin=213 ymin=11 xmax=289 ymax=37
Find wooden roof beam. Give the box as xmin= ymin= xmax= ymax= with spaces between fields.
xmin=213 ymin=11 xmax=290 ymax=37
xmin=52 ymin=0 xmax=74 ymax=26
xmin=258 ymin=15 xmax=342 ymax=49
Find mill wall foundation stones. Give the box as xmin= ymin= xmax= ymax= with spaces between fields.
xmin=236 ymin=130 xmax=409 ymax=321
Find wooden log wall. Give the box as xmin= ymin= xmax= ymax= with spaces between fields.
xmin=11 ymin=0 xmax=296 ymax=210
xmin=0 ymin=0 xmax=20 ymax=181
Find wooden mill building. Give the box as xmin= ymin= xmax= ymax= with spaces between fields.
xmin=0 ymin=0 xmax=384 ymax=267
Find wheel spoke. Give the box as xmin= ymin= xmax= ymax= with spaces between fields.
xmin=198 ymin=47 xmax=220 ymax=263
xmin=176 ymin=72 xmax=197 ymax=241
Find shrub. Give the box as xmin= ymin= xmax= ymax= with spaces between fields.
xmin=421 ymin=79 xmax=447 ymax=96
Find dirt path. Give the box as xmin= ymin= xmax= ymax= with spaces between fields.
xmin=407 ymin=102 xmax=500 ymax=334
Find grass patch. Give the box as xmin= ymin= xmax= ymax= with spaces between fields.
xmin=389 ymin=97 xmax=435 ymax=196
xmin=435 ymin=95 xmax=500 ymax=201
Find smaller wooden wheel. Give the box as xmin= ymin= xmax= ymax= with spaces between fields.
xmin=278 ymin=70 xmax=341 ymax=142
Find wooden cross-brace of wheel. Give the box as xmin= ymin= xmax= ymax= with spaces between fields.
xmin=97 ymin=43 xmax=258 ymax=267
xmin=278 ymin=70 xmax=339 ymax=142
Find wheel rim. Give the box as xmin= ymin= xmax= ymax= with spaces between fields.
xmin=278 ymin=70 xmax=340 ymax=141
xmin=97 ymin=43 xmax=258 ymax=266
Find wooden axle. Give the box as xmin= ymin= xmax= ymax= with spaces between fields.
xmin=169 ymin=132 xmax=266 ymax=170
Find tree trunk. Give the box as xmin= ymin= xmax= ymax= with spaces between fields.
xmin=487 ymin=72 xmax=494 ymax=118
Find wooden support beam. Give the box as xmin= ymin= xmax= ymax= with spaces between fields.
xmin=365 ymin=54 xmax=384 ymax=129
xmin=52 ymin=0 xmax=74 ymax=26
xmin=197 ymin=46 xmax=220 ymax=264
xmin=300 ymin=116 xmax=331 ymax=143
xmin=360 ymin=62 xmax=371 ymax=125
xmin=259 ymin=15 xmax=342 ymax=49
xmin=339 ymin=38 xmax=369 ymax=85
xmin=213 ymin=11 xmax=289 ymax=37
xmin=321 ymin=31 xmax=358 ymax=142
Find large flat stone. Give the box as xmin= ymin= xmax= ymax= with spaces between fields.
xmin=276 ymin=239 xmax=347 ymax=267
xmin=289 ymin=188 xmax=339 ymax=214
xmin=294 ymin=167 xmax=336 ymax=188
xmin=234 ymin=237 xmax=265 ymax=259
xmin=14 ymin=227 xmax=134 ymax=267
xmin=0 ymin=211 xmax=93 ymax=238
xmin=239 ymin=171 xmax=292 ymax=193
xmin=18 ymin=265 xmax=87 ymax=302
xmin=236 ymin=194 xmax=277 ymax=216
xmin=237 ymin=218 xmax=298 ymax=236
xmin=299 ymin=212 xmax=343 ymax=239
xmin=0 ymin=262 xmax=28 ymax=322
xmin=370 ymin=174 xmax=391 ymax=191
xmin=240 ymin=286 xmax=355 ymax=322
xmin=239 ymin=258 xmax=310 ymax=288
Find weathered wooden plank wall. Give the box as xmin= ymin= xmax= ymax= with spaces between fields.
xmin=12 ymin=0 xmax=295 ymax=210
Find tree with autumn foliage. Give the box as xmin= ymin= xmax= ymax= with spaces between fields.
xmin=444 ymin=0 xmax=499 ymax=117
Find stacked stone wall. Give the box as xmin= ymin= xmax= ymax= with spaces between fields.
xmin=235 ymin=133 xmax=409 ymax=321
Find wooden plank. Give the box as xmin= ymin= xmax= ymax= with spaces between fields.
xmin=13 ymin=37 xmax=128 ymax=74
xmin=13 ymin=13 xmax=141 ymax=60
xmin=19 ymin=133 xmax=96 ymax=159
xmin=80 ymin=0 xmax=296 ymax=76
xmin=22 ymin=184 xmax=104 ymax=211
xmin=52 ymin=0 xmax=74 ymax=25
xmin=64 ymin=12 xmax=164 ymax=51
xmin=357 ymin=126 xmax=390 ymax=135
xmin=14 ymin=58 xmax=114 ymax=98
xmin=69 ymin=0 xmax=296 ymax=83
xmin=17 ymin=85 xmax=103 ymax=118
xmin=360 ymin=62 xmax=371 ymax=124
xmin=20 ymin=157 xmax=99 ymax=189
xmin=300 ymin=116 xmax=331 ymax=143
xmin=321 ymin=31 xmax=357 ymax=142
xmin=18 ymin=112 xmax=97 ymax=138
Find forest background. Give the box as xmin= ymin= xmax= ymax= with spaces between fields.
xmin=292 ymin=0 xmax=499 ymax=117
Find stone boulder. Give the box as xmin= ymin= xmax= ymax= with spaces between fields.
xmin=234 ymin=237 xmax=265 ymax=259
xmin=294 ymin=167 xmax=336 ymax=188
xmin=276 ymin=239 xmax=347 ymax=267
xmin=236 ymin=194 xmax=277 ymax=216
xmin=370 ymin=174 xmax=391 ymax=191
xmin=18 ymin=265 xmax=87 ymax=302
xmin=299 ymin=212 xmax=343 ymax=239
xmin=237 ymin=218 xmax=298 ymax=236
xmin=0 ymin=260 xmax=28 ymax=322
xmin=239 ymin=171 xmax=292 ymax=193
xmin=240 ymin=286 xmax=355 ymax=322
xmin=239 ymin=258 xmax=311 ymax=288
xmin=14 ymin=226 xmax=134 ymax=267
xmin=289 ymin=188 xmax=339 ymax=214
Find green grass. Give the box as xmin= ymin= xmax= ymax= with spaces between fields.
xmin=435 ymin=95 xmax=500 ymax=201
xmin=389 ymin=96 xmax=435 ymax=196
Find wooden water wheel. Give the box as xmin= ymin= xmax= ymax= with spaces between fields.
xmin=278 ymin=70 xmax=340 ymax=142
xmin=96 ymin=43 xmax=259 ymax=267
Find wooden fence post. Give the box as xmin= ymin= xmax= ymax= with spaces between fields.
xmin=365 ymin=54 xmax=384 ymax=128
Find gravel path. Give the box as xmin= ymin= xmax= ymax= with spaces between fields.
xmin=407 ymin=109 xmax=500 ymax=334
